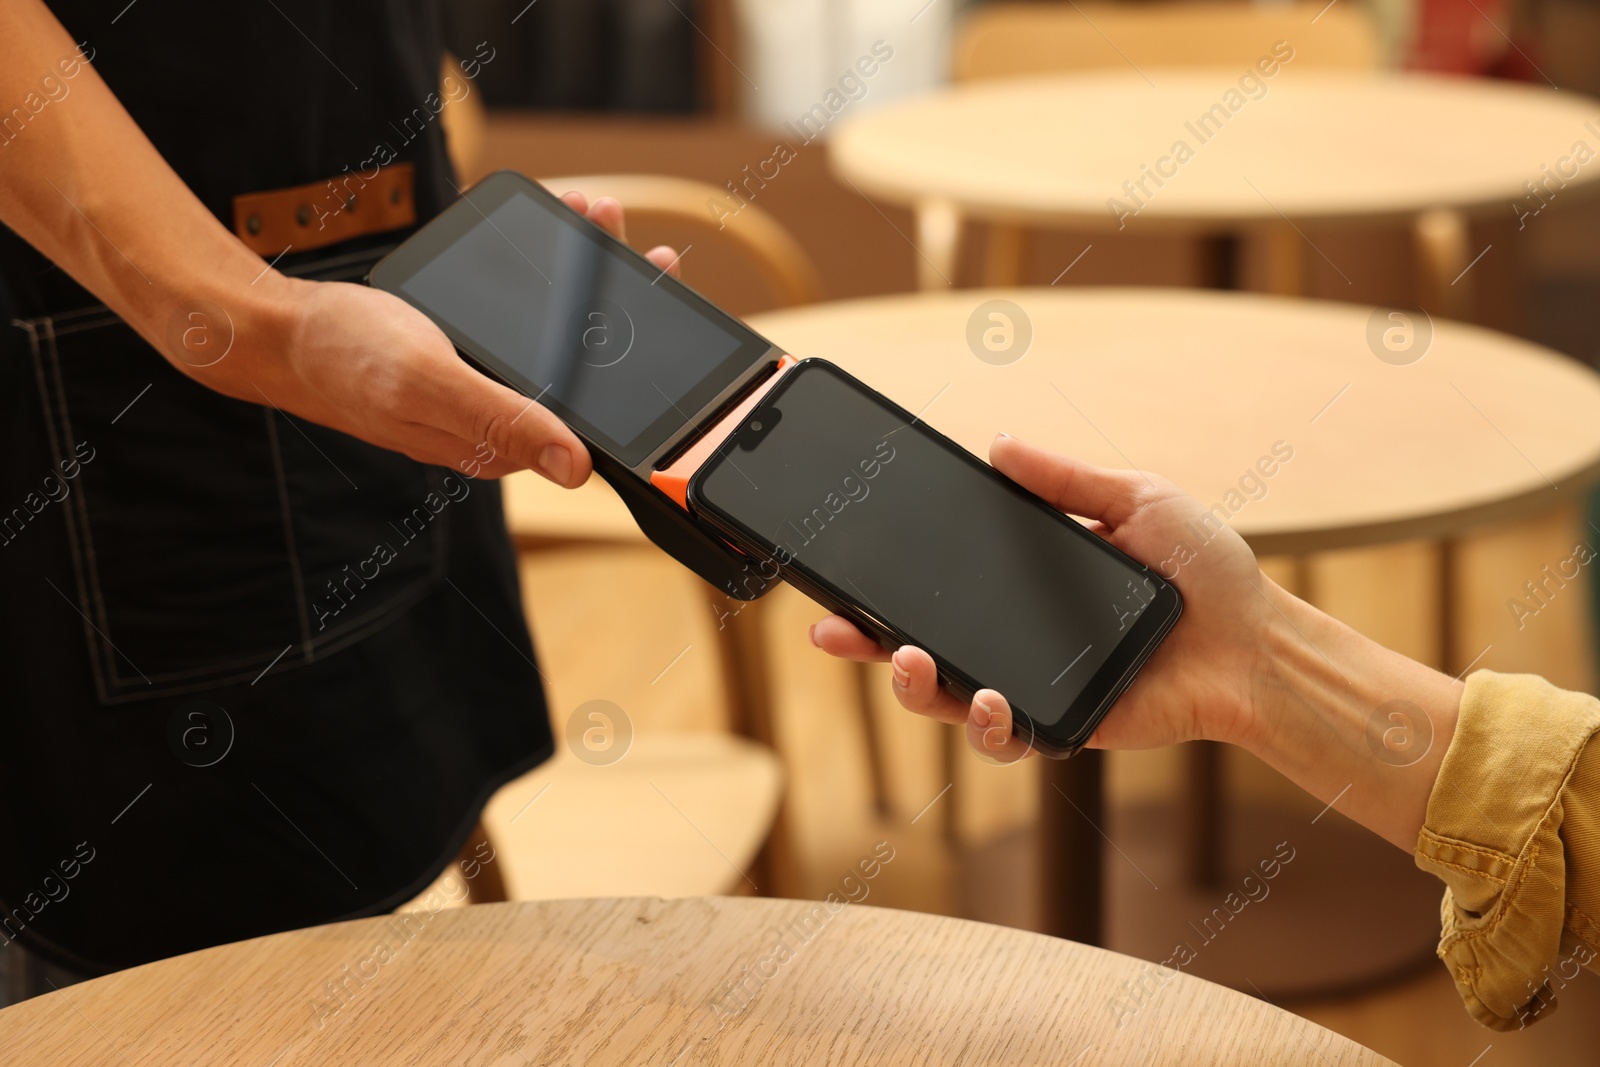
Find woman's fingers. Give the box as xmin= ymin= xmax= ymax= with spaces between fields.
xmin=812 ymin=618 xmax=1032 ymax=747
xmin=889 ymin=646 xmax=968 ymax=725
xmin=809 ymin=614 xmax=889 ymax=662
xmin=811 ymin=623 xmax=964 ymax=723
xmin=989 ymin=434 xmax=1156 ymax=529
xmin=967 ymin=689 xmax=1035 ymax=764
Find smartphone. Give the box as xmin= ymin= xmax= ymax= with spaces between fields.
xmin=368 ymin=170 xmax=787 ymax=599
xmin=686 ymin=359 xmax=1183 ymax=757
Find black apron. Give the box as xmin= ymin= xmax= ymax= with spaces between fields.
xmin=0 ymin=2 xmax=553 ymax=973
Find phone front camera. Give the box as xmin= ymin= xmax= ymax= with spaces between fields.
xmin=750 ymin=420 xmax=763 ymax=433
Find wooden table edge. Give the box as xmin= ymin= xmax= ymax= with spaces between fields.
xmin=826 ymin=153 xmax=1600 ymax=233
xmin=0 ymin=896 xmax=1401 ymax=1066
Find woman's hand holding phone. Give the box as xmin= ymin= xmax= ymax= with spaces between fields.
xmin=811 ymin=433 xmax=1278 ymax=762
xmin=209 ymin=193 xmax=681 ymax=486
xmin=812 ymin=432 xmax=1468 ymax=853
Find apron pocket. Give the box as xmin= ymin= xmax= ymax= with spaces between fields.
xmin=21 ymin=305 xmax=446 ymax=703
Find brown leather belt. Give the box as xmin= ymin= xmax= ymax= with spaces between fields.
xmin=232 ymin=163 xmax=416 ymax=257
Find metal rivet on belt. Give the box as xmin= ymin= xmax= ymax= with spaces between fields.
xmin=246 ymin=214 xmax=262 ymax=235
xmin=295 ymin=204 xmax=312 ymax=227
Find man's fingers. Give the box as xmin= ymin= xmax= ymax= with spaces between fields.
xmin=376 ymin=422 xmax=494 ymax=471
xmin=384 ymin=426 xmax=537 ymax=481
xmin=585 ymin=196 xmax=626 ymax=241
xmin=429 ymin=359 xmax=592 ymax=487
xmin=558 ymin=191 xmax=670 ymax=270
xmin=810 ymin=615 xmax=890 ymax=662
xmin=358 ymin=288 xmax=590 ymax=486
xmin=646 ymin=244 xmax=683 ymax=279
xmin=558 ymin=190 xmax=625 ymax=242
xmin=889 ymin=646 xmax=968 ymax=725
xmin=989 ymin=434 xmax=1157 ymax=529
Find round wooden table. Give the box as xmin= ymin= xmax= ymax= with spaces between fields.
xmin=750 ymin=289 xmax=1600 ymax=552
xmin=498 ymin=288 xmax=1600 ymax=989
xmin=0 ymin=897 xmax=1395 ymax=1065
xmin=744 ymin=287 xmax=1600 ymax=989
xmin=831 ymin=70 xmax=1600 ymax=307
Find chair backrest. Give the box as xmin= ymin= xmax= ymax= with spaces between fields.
xmin=440 ymin=53 xmax=489 ymax=178
xmin=537 ymin=174 xmax=825 ymax=310
xmin=953 ymin=1 xmax=1380 ymax=82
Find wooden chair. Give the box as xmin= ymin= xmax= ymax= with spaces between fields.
xmin=439 ymin=53 xmax=489 ymax=181
xmin=953 ymin=1 xmax=1379 ymax=83
xmin=442 ymin=75 xmax=821 ymax=311
xmin=537 ymin=174 xmax=823 ymax=308
xmin=431 ymin=74 xmax=807 ymax=905
xmin=490 ymin=178 xmax=890 ymax=897
xmin=400 ymin=734 xmax=781 ymax=907
xmin=480 ymin=733 xmax=782 ymax=900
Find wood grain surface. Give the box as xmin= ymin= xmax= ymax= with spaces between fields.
xmin=0 ymin=897 xmax=1395 ymax=1065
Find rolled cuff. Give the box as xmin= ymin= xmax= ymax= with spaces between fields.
xmin=1415 ymin=670 xmax=1600 ymax=1030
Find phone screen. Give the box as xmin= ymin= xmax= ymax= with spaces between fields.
xmin=378 ymin=174 xmax=770 ymax=465
xmin=690 ymin=361 xmax=1178 ymax=740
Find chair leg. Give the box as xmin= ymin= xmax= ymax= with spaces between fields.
xmin=940 ymin=725 xmax=962 ymax=844
xmin=710 ymin=594 xmax=800 ymax=897
xmin=713 ymin=598 xmax=776 ymax=746
xmin=1180 ymin=743 xmax=1224 ymax=890
xmin=851 ymin=660 xmax=894 ymax=820
xmin=459 ymin=821 xmax=508 ymax=904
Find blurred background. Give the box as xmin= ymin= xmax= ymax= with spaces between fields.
xmin=421 ymin=2 xmax=1600 ymax=1063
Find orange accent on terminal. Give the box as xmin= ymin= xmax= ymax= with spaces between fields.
xmin=651 ymin=355 xmax=799 ymax=509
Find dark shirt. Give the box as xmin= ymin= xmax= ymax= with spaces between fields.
xmin=0 ymin=2 xmax=553 ymax=972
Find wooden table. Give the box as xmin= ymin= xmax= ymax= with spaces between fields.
xmin=745 ymin=288 xmax=1600 ymax=970
xmin=831 ymin=70 xmax=1600 ymax=307
xmin=0 ymin=897 xmax=1395 ymax=1065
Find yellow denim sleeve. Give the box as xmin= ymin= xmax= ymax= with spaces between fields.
xmin=1414 ymin=670 xmax=1600 ymax=1030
